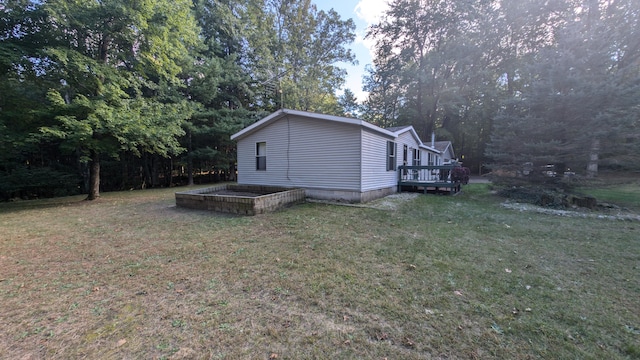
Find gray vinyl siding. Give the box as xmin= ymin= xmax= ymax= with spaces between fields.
xmin=443 ymin=148 xmax=454 ymax=163
xmin=236 ymin=118 xmax=288 ymax=186
xmin=237 ymin=115 xmax=362 ymax=190
xmin=395 ymin=130 xmax=423 ymax=166
xmin=361 ymin=128 xmax=396 ymax=191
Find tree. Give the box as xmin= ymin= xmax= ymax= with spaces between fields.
xmin=261 ymin=0 xmax=357 ymax=112
xmin=365 ymin=0 xmax=487 ymax=137
xmin=39 ymin=0 xmax=200 ymax=199
xmin=448 ymin=0 xmax=569 ymax=172
xmin=338 ymin=89 xmax=360 ymax=117
xmin=363 ymin=0 xmax=639 ymax=176
xmin=1 ymin=0 xmax=367 ymax=200
xmin=362 ymin=0 xmax=509 ymax=173
xmin=487 ymin=0 xmax=640 ymax=178
xmin=0 ymin=1 xmax=83 ymax=200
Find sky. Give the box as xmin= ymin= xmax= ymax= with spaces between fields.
xmin=313 ymin=0 xmax=390 ymax=102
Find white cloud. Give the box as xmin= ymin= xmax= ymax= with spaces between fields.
xmin=354 ymin=0 xmax=390 ymax=60
xmin=325 ymin=0 xmax=391 ymax=104
xmin=354 ymin=0 xmax=388 ymax=25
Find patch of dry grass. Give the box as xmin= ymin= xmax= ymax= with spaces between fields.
xmin=0 ymin=184 xmax=638 ymax=359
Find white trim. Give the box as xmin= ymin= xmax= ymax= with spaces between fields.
xmin=256 ymin=141 xmax=266 ymax=171
xmin=420 ymin=143 xmax=441 ymax=153
xmin=388 ymin=125 xmax=441 ymax=154
xmin=389 ymin=126 xmax=421 ymax=147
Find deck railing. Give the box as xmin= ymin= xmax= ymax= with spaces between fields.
xmin=397 ymin=164 xmax=462 ymax=193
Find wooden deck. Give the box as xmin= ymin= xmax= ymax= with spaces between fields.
xmin=397 ymin=165 xmax=462 ymax=194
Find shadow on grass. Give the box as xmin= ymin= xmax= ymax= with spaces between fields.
xmin=0 ymin=195 xmax=89 ymax=214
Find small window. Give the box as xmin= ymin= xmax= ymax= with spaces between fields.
xmin=412 ymin=148 xmax=421 ymax=166
xmin=403 ymin=145 xmax=408 ymax=165
xmin=387 ymin=141 xmax=396 ymax=171
xmin=256 ymin=142 xmax=266 ymax=170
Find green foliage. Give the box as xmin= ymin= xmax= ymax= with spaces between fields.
xmin=42 ymin=88 xmax=189 ymax=161
xmin=0 ymin=166 xmax=80 ymax=200
xmin=1 ymin=0 xmax=364 ymax=198
xmin=365 ymin=0 xmax=489 ymax=133
xmin=496 ymin=185 xmax=569 ymax=208
xmin=337 ymin=89 xmax=360 ymax=117
xmin=255 ymin=0 xmax=357 ymax=112
xmin=364 ymin=0 xmax=640 ymax=175
xmin=487 ymin=0 xmax=640 ymax=178
xmin=31 ymin=0 xmax=201 ymax=198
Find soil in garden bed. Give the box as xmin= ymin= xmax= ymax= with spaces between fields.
xmin=204 ymin=190 xmax=274 ymax=197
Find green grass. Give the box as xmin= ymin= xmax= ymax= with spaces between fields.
xmin=578 ymin=183 xmax=640 ymax=211
xmin=1 ymin=184 xmax=639 ymax=359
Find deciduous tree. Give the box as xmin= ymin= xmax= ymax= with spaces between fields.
xmin=39 ymin=0 xmax=200 ymax=199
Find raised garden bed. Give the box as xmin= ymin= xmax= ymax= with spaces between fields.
xmin=175 ymin=184 xmax=305 ymax=215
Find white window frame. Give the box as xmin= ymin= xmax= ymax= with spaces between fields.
xmin=256 ymin=142 xmax=266 ymax=171
xmin=387 ymin=141 xmax=396 ymax=171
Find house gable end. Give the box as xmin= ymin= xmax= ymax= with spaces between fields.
xmin=231 ymin=109 xmax=395 ymax=141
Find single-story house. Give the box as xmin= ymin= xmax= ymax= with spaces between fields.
xmin=230 ymin=109 xmax=453 ymax=202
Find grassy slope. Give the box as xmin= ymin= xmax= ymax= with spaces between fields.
xmin=579 ymin=184 xmax=640 ymax=211
xmin=0 ymin=185 xmax=638 ymax=359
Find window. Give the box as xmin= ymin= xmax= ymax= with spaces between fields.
xmin=387 ymin=141 xmax=396 ymax=171
xmin=412 ymin=148 xmax=421 ymax=166
xmin=256 ymin=142 xmax=266 ymax=170
xmin=403 ymin=145 xmax=408 ymax=165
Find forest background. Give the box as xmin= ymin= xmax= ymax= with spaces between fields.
xmin=1 ymin=0 xmax=638 ymax=200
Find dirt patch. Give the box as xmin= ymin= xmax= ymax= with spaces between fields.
xmin=366 ymin=193 xmax=420 ymax=210
xmin=308 ymin=193 xmax=419 ymax=210
xmin=502 ymin=201 xmax=640 ymax=221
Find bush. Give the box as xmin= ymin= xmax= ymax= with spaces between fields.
xmin=451 ymin=166 xmax=470 ymax=184
xmin=496 ymin=184 xmax=597 ymax=209
xmin=497 ymin=185 xmax=567 ymax=208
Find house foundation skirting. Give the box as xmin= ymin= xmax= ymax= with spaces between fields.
xmin=303 ymin=186 xmax=396 ymax=203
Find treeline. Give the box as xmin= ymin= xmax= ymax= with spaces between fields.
xmin=0 ymin=0 xmax=356 ymax=200
xmin=360 ymin=0 xmax=640 ymax=177
xmin=2 ymin=0 xmax=639 ymax=201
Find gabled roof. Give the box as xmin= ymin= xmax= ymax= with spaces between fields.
xmin=386 ymin=125 xmax=439 ymax=153
xmin=231 ymin=109 xmax=442 ymax=154
xmin=420 ymin=143 xmax=440 ymax=153
xmin=434 ymin=141 xmax=455 ymax=158
xmin=231 ymin=109 xmax=396 ymax=141
xmin=385 ymin=125 xmax=412 ymax=133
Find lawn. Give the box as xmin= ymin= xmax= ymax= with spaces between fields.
xmin=1 ymin=184 xmax=638 ymax=359
xmin=579 ymin=184 xmax=640 ymax=212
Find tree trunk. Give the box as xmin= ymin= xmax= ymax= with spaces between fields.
xmin=586 ymin=138 xmax=600 ymax=178
xmin=78 ymin=148 xmax=90 ymax=194
xmin=167 ymin=158 xmax=174 ymax=187
xmin=187 ymin=130 xmax=194 ymax=186
xmin=86 ymin=151 xmax=100 ymax=200
xmin=151 ymin=156 xmax=159 ymax=187
xmin=142 ymin=154 xmax=151 ymax=189
xmin=187 ymin=158 xmax=194 ymax=185
xmin=121 ymin=155 xmax=128 ymax=190
xmin=229 ymin=162 xmax=236 ymax=182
